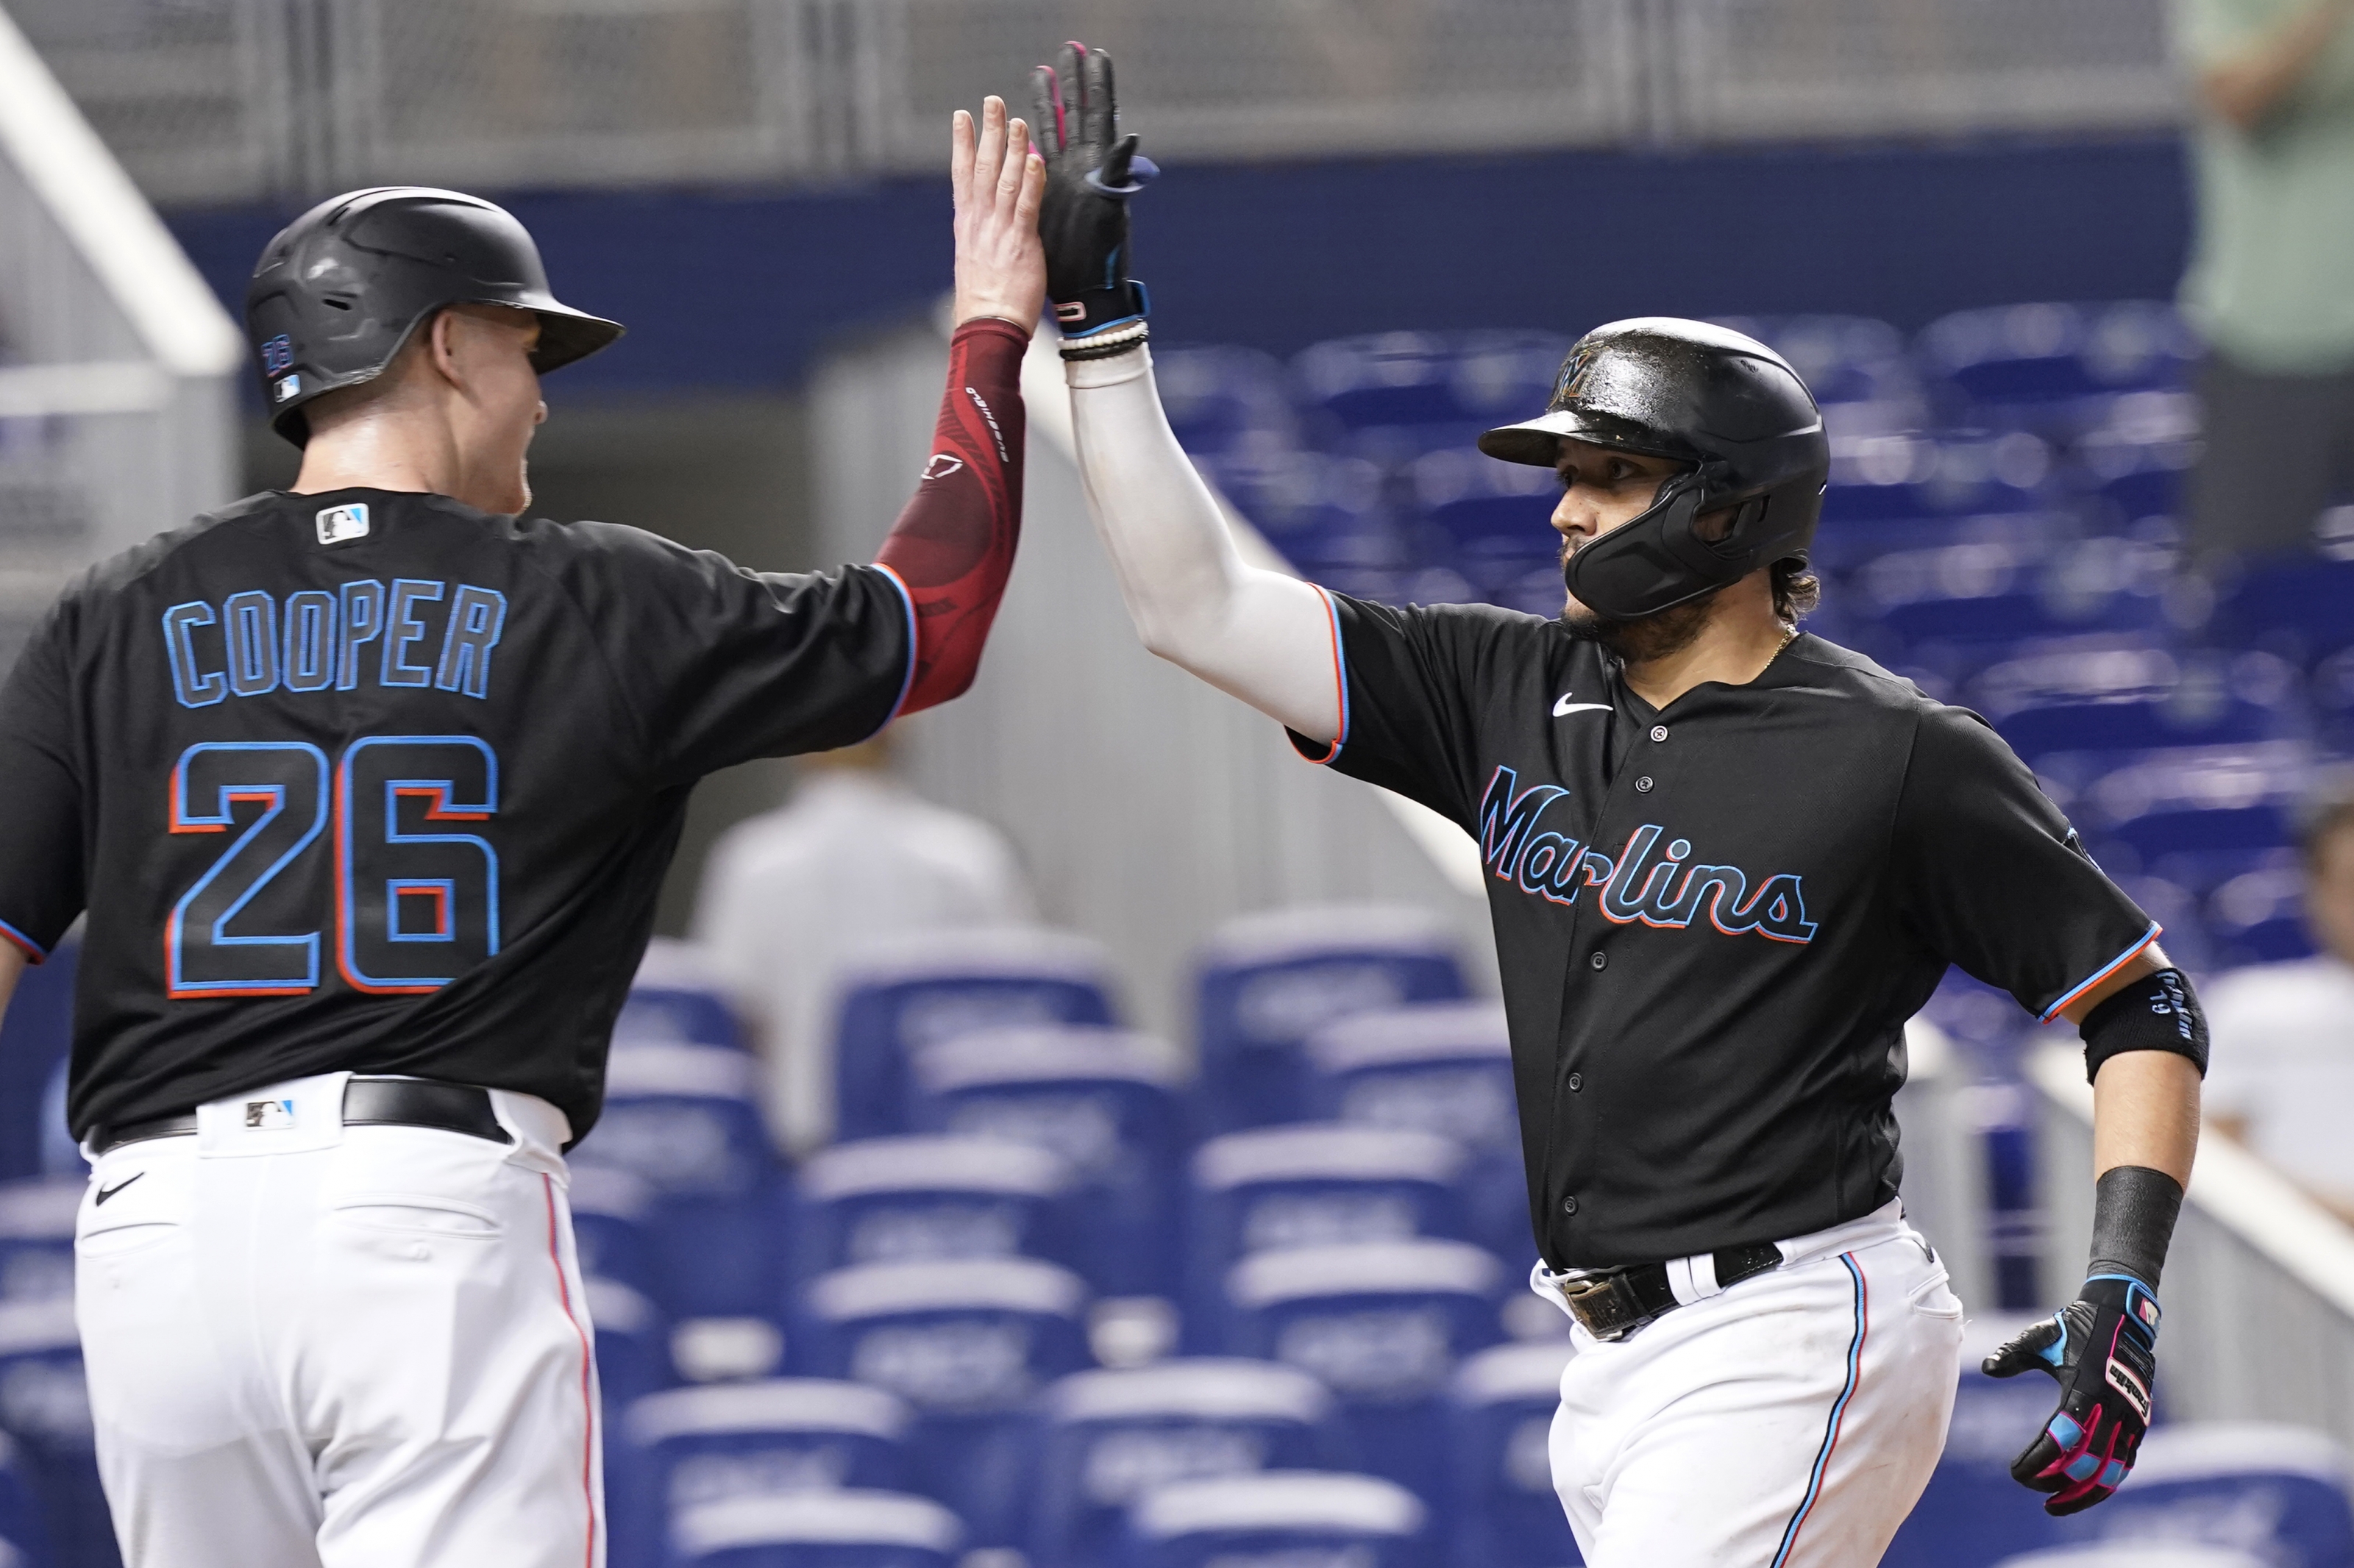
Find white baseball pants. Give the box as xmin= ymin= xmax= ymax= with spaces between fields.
xmin=1543 ymin=1201 xmax=1965 ymax=1567
xmin=73 ymin=1072 xmax=605 ymax=1568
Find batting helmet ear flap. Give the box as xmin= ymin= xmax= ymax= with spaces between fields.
xmin=1565 ymin=467 xmax=1756 ymax=620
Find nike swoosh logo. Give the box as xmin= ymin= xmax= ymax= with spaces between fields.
xmin=1552 ymin=695 xmax=1612 ymax=717
xmin=94 ymin=1174 xmax=143 ymax=1206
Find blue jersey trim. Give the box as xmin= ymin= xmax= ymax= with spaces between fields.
xmin=0 ymin=917 xmax=47 ymax=964
xmin=1772 ymin=1250 xmax=1867 ymax=1567
xmin=2038 ymin=920 xmax=2163 ymax=1023
xmin=865 ymin=563 xmax=920 ymax=740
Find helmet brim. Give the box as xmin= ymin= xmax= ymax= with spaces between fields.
xmin=524 ymin=301 xmax=626 ymax=374
xmin=1477 ymin=407 xmax=1701 ymax=469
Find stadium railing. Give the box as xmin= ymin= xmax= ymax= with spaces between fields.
xmin=0 ymin=4 xmax=241 ymax=674
xmin=7 ymin=0 xmax=2185 ymax=204
xmin=2029 ymin=1043 xmax=2354 ymax=1454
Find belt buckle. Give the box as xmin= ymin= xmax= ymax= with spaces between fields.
xmin=1554 ymin=1269 xmax=1646 ymax=1341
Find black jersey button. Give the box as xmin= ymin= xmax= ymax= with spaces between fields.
xmin=1560 ymin=1196 xmax=1579 ymax=1215
xmin=1634 ymin=775 xmax=1654 ymax=792
xmin=1589 ymin=951 xmax=1607 ymax=970
xmin=1568 ymin=1072 xmax=1583 ymax=1091
xmin=1649 ymin=725 xmax=1668 ymax=742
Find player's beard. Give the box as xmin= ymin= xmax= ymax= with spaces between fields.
xmin=1557 ymin=538 xmax=1721 ymax=662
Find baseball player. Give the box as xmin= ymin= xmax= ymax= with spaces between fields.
xmin=0 ymin=99 xmax=1045 ymax=1566
xmin=1031 ymin=43 xmax=2205 ymax=1566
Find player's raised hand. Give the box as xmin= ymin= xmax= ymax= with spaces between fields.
xmin=950 ymin=96 xmax=1048 ymax=331
xmin=1029 ymin=40 xmax=1156 ymax=348
xmin=1983 ymin=1274 xmax=2161 ymax=1515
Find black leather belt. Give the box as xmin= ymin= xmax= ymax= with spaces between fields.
xmin=1550 ymin=1241 xmax=1784 ymax=1341
xmin=92 ymin=1077 xmax=511 ymax=1156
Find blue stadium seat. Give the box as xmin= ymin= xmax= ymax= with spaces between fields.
xmin=831 ymin=930 xmax=1117 ymax=1144
xmin=2210 ymin=558 xmax=2354 ymax=669
xmin=1304 ymin=1002 xmax=1526 ymax=1264
xmin=1915 ymin=302 xmax=2196 ymax=437
xmin=1195 ymin=905 xmax=1468 ymax=1134
xmin=791 ymin=1136 xmax=1081 ymax=1284
xmin=1852 ymin=536 xmax=2172 ymax=660
xmin=1126 ymin=1471 xmax=1435 ymax=1568
xmin=1220 ymin=1240 xmax=1504 ymax=1506
xmin=906 ymin=1027 xmax=1190 ymax=1299
xmin=569 ymin=1163 xmax=658 ymax=1300
xmin=625 ymin=1379 xmax=917 ymax=1537
xmin=0 ymin=1432 xmax=54 ymax=1568
xmin=1194 ymin=446 xmax=1397 ymax=578
xmin=622 ymin=937 xmax=750 ymax=1052
xmin=2066 ymin=390 xmax=2201 ymax=531
xmin=1989 ymin=1550 xmax=2266 ymax=1568
xmin=1882 ymin=1313 xmax=2069 ymax=1568
xmin=1153 ymin=346 xmax=1301 ymax=457
xmin=2206 ymin=861 xmax=2314 ymax=967
xmin=577 ymin=1044 xmax=782 ymax=1319
xmin=794 ymin=1258 xmax=1092 ymax=1545
xmin=1292 ymin=332 xmax=1568 ymax=433
xmin=0 ymin=940 xmax=75 ymax=1186
xmin=0 ymin=1183 xmax=79 ymax=1305
xmin=0 ymin=1300 xmax=110 ymax=1568
xmin=1819 ymin=430 xmax=2055 ymax=524
xmin=2063 ymin=1424 xmax=2354 ymax=1564
xmin=669 ymin=1489 xmax=964 ymax=1568
xmin=2058 ymin=743 xmax=2309 ymax=883
xmin=1446 ymin=1342 xmax=1580 ymax=1568
xmin=1968 ymin=641 xmax=2301 ymax=769
xmin=586 ymin=1276 xmax=675 ymax=1412
xmin=1026 ymin=1358 xmax=1351 ymax=1568
xmin=1185 ymin=1125 xmax=1471 ymax=1344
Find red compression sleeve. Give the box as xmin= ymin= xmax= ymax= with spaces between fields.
xmin=873 ymin=317 xmax=1029 ymax=716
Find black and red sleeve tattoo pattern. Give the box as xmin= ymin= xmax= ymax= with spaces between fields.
xmin=872 ymin=317 xmax=1029 ymax=717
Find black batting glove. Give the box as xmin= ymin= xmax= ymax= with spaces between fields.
xmin=1028 ymin=40 xmax=1156 ymax=343
xmin=1981 ymin=1274 xmax=2161 ymax=1516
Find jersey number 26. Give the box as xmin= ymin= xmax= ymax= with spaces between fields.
xmin=166 ymin=736 xmax=500 ymax=997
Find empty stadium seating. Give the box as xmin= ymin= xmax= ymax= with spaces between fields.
xmin=1219 ymin=1239 xmax=1506 ymax=1507
xmin=906 ymin=1027 xmax=1190 ymax=1300
xmin=792 ymin=1135 xmax=1083 ymax=1283
xmin=669 ymin=1489 xmax=964 ymax=1568
xmin=792 ymin=1257 xmax=1094 ymax=1544
xmin=580 ymin=1044 xmax=781 ymax=1319
xmin=1185 ymin=1125 xmax=1471 ymax=1343
xmin=1126 ymin=1471 xmax=1435 ymax=1568
xmin=1194 ymin=906 xmax=1469 ymax=1133
xmin=1024 ymin=1358 xmax=1351 ymax=1568
xmin=831 ymin=930 xmax=1119 ymax=1144
xmin=1446 ymin=1341 xmax=1582 ymax=1568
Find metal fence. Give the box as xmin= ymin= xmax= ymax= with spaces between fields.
xmin=2030 ymin=1045 xmax=2354 ymax=1454
xmin=0 ymin=7 xmax=241 ymax=674
xmin=7 ymin=0 xmax=2186 ymax=208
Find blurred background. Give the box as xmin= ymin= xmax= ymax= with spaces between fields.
xmin=6 ymin=2 xmax=2354 ymax=1567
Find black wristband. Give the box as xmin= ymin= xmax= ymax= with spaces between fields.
xmin=2088 ymin=1163 xmax=2183 ymax=1289
xmin=2080 ymin=966 xmax=2208 ymax=1083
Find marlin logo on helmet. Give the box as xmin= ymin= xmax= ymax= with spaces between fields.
xmin=1478 ymin=318 xmax=1831 ymax=621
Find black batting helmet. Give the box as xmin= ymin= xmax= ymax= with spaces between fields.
xmin=1479 ymin=318 xmax=1829 ymax=620
xmin=245 ymin=186 xmax=625 ymax=446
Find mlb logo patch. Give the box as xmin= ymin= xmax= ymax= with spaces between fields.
xmin=243 ymin=1098 xmax=296 ymax=1130
xmin=273 ymin=374 xmax=302 ymax=403
xmin=316 ymin=503 xmax=369 ymax=546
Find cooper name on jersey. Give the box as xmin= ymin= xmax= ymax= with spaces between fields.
xmin=163 ymin=578 xmax=508 ymax=709
xmin=1476 ymin=764 xmax=1818 ymax=944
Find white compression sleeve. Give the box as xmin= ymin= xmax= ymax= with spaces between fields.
xmin=1065 ymin=346 xmax=1346 ymax=744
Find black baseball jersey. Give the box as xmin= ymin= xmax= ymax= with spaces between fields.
xmin=1293 ymin=597 xmax=2156 ymax=1269
xmin=0 ymin=488 xmax=913 ymax=1141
